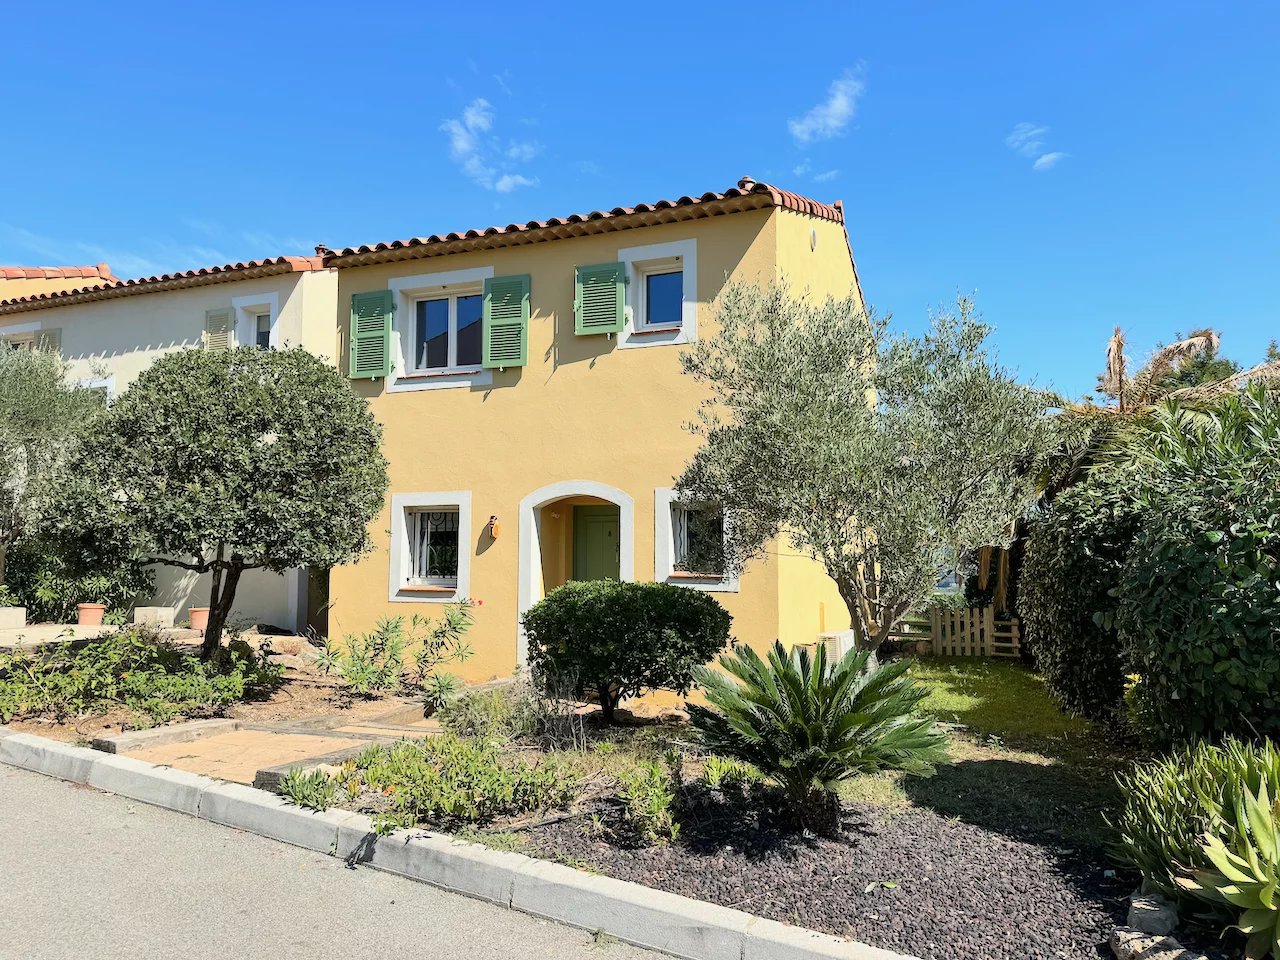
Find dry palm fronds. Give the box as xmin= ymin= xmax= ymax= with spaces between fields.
xmin=1102 ymin=327 xmax=1128 ymax=408
xmin=1127 ymin=328 xmax=1221 ymax=408
xmin=1167 ymin=358 xmax=1280 ymax=402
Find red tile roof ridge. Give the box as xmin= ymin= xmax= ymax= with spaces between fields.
xmin=0 ymin=262 xmax=118 ymax=282
xmin=318 ymin=178 xmax=844 ymax=263
xmin=0 ymin=256 xmax=325 ymax=312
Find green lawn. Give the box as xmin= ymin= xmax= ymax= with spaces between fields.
xmin=910 ymin=657 xmax=1095 ymax=753
xmin=841 ymin=656 xmax=1129 ymax=857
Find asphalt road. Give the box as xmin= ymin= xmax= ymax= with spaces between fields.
xmin=0 ymin=764 xmax=657 ymax=960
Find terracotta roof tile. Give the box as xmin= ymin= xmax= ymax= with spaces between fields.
xmin=0 ymin=262 xmax=117 ymax=282
xmin=0 ymin=256 xmax=325 ymax=313
xmin=319 ymin=178 xmax=844 ymax=266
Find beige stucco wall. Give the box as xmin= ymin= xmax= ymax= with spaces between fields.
xmin=0 ymin=269 xmax=336 ymax=630
xmin=327 ymin=206 xmax=860 ymax=681
xmin=0 ymin=269 xmax=336 ymax=391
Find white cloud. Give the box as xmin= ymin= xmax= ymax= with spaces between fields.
xmin=812 ymin=169 xmax=841 ymax=183
xmin=1005 ymin=122 xmax=1048 ymax=158
xmin=792 ymin=161 xmax=811 ymax=177
xmin=789 ymin=70 xmax=865 ymax=144
xmin=1032 ymin=151 xmax=1068 ymax=171
xmin=494 ymin=173 xmax=539 ymax=193
xmin=440 ymin=97 xmax=538 ymax=192
xmin=1006 ymin=123 xmax=1068 ymax=171
xmin=506 ymin=140 xmax=540 ymax=162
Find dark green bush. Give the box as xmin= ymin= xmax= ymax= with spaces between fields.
xmin=690 ymin=642 xmax=948 ymax=835
xmin=1112 ymin=738 xmax=1280 ymax=915
xmin=1117 ymin=502 xmax=1280 ymax=743
xmin=1019 ymin=466 xmax=1145 ymax=719
xmin=1116 ymin=388 xmax=1280 ymax=744
xmin=5 ymin=530 xmax=152 ymax=624
xmin=522 ymin=580 xmax=731 ymax=722
xmin=0 ymin=627 xmax=282 ymax=724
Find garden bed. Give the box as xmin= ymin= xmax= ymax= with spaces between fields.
xmin=296 ymin=658 xmax=1140 ymax=960
xmin=0 ymin=628 xmax=416 ymax=744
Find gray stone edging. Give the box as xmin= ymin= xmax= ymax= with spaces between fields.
xmin=91 ymin=718 xmax=241 ymax=754
xmin=0 ymin=728 xmax=914 ymax=960
xmin=1110 ymin=926 xmax=1207 ymax=960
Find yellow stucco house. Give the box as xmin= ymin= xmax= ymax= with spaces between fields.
xmin=0 ymin=255 xmax=337 ymax=631
xmin=0 ymin=177 xmax=862 ymax=677
xmin=322 ymin=177 xmax=862 ymax=680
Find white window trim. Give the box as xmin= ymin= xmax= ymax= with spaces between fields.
xmin=78 ymin=375 xmax=116 ymax=400
xmin=618 ymin=238 xmax=696 ymax=350
xmin=231 ymin=292 xmax=279 ymax=350
xmin=388 ymin=267 xmax=494 ymax=393
xmin=388 ymin=491 xmax=472 ymax=603
xmin=654 ymin=487 xmax=739 ymax=593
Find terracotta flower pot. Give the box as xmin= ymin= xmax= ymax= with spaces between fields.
xmin=188 ymin=607 xmax=211 ymax=632
xmin=77 ymin=603 xmax=107 ymax=626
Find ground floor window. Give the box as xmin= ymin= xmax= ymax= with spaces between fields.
xmin=408 ymin=508 xmax=460 ymax=586
xmin=653 ymin=487 xmax=738 ymax=593
xmin=673 ymin=504 xmax=725 ymax=576
xmin=389 ymin=491 xmax=471 ymax=602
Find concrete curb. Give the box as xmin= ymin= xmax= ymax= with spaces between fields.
xmin=2 ymin=731 xmax=917 ymax=960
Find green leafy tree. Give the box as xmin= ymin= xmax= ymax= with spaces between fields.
xmin=0 ymin=346 xmax=104 ymax=587
xmin=677 ymin=285 xmax=1056 ymax=654
xmin=67 ymin=348 xmax=388 ymax=659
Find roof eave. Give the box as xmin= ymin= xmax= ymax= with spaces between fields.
xmin=0 ymin=256 xmax=324 ymax=316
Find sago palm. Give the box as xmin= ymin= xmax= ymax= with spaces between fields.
xmin=689 ymin=641 xmax=948 ymax=835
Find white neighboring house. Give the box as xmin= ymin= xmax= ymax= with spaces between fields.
xmin=0 ymin=256 xmax=338 ymax=633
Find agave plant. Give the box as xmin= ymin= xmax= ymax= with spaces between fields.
xmin=1177 ymin=781 xmax=1280 ymax=960
xmin=689 ymin=641 xmax=948 ymax=836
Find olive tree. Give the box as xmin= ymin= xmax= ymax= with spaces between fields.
xmin=677 ymin=285 xmax=1056 ymax=655
xmin=0 ymin=346 xmax=104 ymax=586
xmin=68 ymin=347 xmax=388 ymax=658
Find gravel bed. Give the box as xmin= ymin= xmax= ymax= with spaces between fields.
xmin=521 ymin=797 xmax=1131 ymax=960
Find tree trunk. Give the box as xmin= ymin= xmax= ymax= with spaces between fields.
xmin=201 ymin=562 xmax=243 ymax=661
xmin=0 ymin=539 xmax=7 ymax=588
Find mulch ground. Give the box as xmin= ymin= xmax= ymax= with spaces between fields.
xmin=520 ymin=792 xmax=1132 ymax=960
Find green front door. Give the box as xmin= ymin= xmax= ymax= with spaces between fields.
xmin=572 ymin=505 xmax=620 ymax=581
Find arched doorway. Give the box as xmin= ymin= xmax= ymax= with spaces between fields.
xmin=516 ymin=480 xmax=635 ymax=663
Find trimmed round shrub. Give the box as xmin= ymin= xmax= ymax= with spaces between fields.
xmin=522 ymin=580 xmax=731 ymax=722
xmin=1112 ymin=738 xmax=1280 ymax=912
xmin=1018 ymin=467 xmax=1144 ymax=719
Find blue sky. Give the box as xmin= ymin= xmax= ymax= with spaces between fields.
xmin=2 ymin=1 xmax=1276 ymax=398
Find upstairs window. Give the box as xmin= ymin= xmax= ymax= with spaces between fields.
xmin=407 ymin=508 xmax=460 ymax=587
xmin=414 ymin=292 xmax=483 ymax=371
xmin=254 ymin=313 xmax=272 ymax=350
xmin=643 ymin=270 xmax=684 ymax=329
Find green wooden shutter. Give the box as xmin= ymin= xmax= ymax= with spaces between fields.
xmin=35 ymin=327 xmax=62 ymax=353
xmin=349 ymin=290 xmax=394 ymax=379
xmin=204 ymin=309 xmax=233 ymax=351
xmin=574 ymin=262 xmax=626 ymax=336
xmin=483 ymin=275 xmax=530 ymax=368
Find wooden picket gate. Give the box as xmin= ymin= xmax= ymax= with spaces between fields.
xmin=889 ymin=605 xmax=1022 ymax=659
